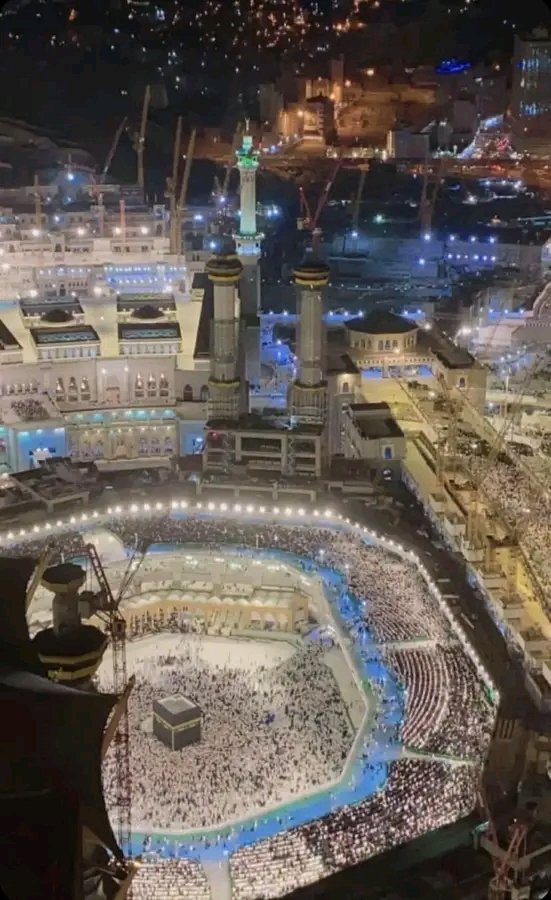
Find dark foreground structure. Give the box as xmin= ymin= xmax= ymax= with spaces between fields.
xmin=0 ymin=556 xmax=131 ymax=900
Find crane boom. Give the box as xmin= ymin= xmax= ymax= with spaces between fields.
xmin=352 ymin=165 xmax=368 ymax=230
xmin=101 ymin=116 xmax=128 ymax=183
xmin=33 ymin=173 xmax=41 ymax=231
xmin=173 ymin=128 xmax=196 ymax=255
xmin=168 ymin=116 xmax=183 ymax=254
xmin=221 ymin=125 xmax=243 ymax=199
xmin=85 ymin=543 xmax=131 ymax=858
xmin=136 ymin=84 xmax=151 ymax=193
xmin=26 ymin=543 xmax=56 ymax=611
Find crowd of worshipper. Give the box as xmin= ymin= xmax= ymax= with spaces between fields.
xmin=100 ymin=638 xmax=354 ymax=831
xmin=468 ymin=456 xmax=551 ymax=597
xmin=386 ymin=647 xmax=494 ymax=760
xmin=229 ymin=759 xmax=478 ymax=899
xmin=132 ymin=858 xmax=210 ymax=900
xmin=10 ymin=398 xmax=49 ymax=421
xmin=4 ymin=510 xmax=496 ymax=898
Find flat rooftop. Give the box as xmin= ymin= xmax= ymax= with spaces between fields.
xmin=117 ymin=322 xmax=181 ymax=341
xmin=350 ymin=402 xmax=404 ymax=439
xmin=30 ymin=325 xmax=99 ymax=345
xmin=20 ymin=298 xmax=83 ymax=317
xmin=207 ymin=414 xmax=324 ymax=435
xmin=159 ymin=695 xmax=197 ymax=713
xmin=117 ymin=294 xmax=176 ymax=313
xmin=418 ymin=328 xmax=477 ymax=369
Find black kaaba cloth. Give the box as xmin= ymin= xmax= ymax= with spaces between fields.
xmin=153 ymin=694 xmax=201 ymax=750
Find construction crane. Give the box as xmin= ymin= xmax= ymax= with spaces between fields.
xmin=298 ymin=154 xmax=343 ymax=254
xmin=100 ymin=116 xmax=128 ymax=184
xmin=171 ymin=128 xmax=196 ymax=257
xmin=218 ymin=125 xmax=243 ymax=212
xmin=477 ymin=787 xmax=530 ymax=900
xmin=33 ymin=173 xmax=42 ymax=232
xmin=419 ymin=156 xmax=447 ymax=235
xmin=25 ymin=542 xmax=56 ymax=611
xmin=351 ymin=164 xmax=369 ymax=232
xmin=167 ymin=116 xmax=183 ymax=254
xmin=131 ymin=84 xmax=151 ymax=195
xmin=82 ymin=541 xmax=148 ymax=859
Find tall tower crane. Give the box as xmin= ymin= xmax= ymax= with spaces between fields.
xmin=85 ymin=543 xmax=132 ymax=857
xmin=419 ymin=156 xmax=447 ymax=235
xmin=168 ymin=126 xmax=197 ymax=254
xmin=477 ymin=788 xmax=530 ymax=900
xmin=100 ymin=116 xmax=128 ymax=184
xmin=131 ymin=85 xmax=151 ymax=195
xmin=167 ymin=116 xmax=183 ymax=254
xmin=33 ymin=173 xmax=42 ymax=232
xmin=298 ymin=154 xmax=343 ymax=254
xmin=216 ymin=125 xmax=244 ymax=215
xmin=351 ymin=164 xmax=369 ymax=233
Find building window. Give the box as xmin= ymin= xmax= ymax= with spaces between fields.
xmin=135 ymin=375 xmax=144 ymax=398
xmin=81 ymin=377 xmax=90 ymax=401
xmin=458 ymin=376 xmax=466 ymax=389
xmin=342 ymin=381 xmax=350 ymax=393
xmin=55 ymin=378 xmax=65 ymax=401
xmin=378 ymin=340 xmax=383 ymax=351
xmin=159 ymin=374 xmax=169 ymax=397
xmin=383 ymin=445 xmax=393 ymax=460
xmin=200 ymin=385 xmax=209 ymax=403
xmin=183 ymin=384 xmax=193 ymax=402
xmin=68 ymin=377 xmax=78 ymax=401
xmin=147 ymin=374 xmax=157 ymax=398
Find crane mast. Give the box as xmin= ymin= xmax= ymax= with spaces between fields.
xmin=167 ymin=116 xmax=183 ymax=254
xmin=101 ymin=116 xmax=128 ymax=184
xmin=174 ymin=128 xmax=196 ymax=257
xmin=134 ymin=84 xmax=151 ymax=195
xmin=85 ymin=543 xmax=132 ymax=858
xmin=299 ymin=154 xmax=342 ymax=254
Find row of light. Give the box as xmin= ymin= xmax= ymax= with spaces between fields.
xmin=423 ymin=234 xmax=498 ymax=244
xmin=6 ymin=498 xmax=497 ymax=698
xmin=418 ymin=253 xmax=498 ymax=266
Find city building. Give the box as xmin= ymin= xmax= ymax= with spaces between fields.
xmin=511 ymin=28 xmax=551 ymax=155
xmin=343 ymin=401 xmax=406 ymax=481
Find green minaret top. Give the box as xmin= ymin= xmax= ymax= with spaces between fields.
xmin=236 ymin=133 xmax=260 ymax=169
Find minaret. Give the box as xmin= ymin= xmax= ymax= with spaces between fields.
xmin=235 ymin=131 xmax=262 ymax=317
xmin=206 ymin=248 xmax=244 ymax=422
xmin=288 ymin=256 xmax=330 ymax=424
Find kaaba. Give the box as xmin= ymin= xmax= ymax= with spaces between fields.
xmin=152 ymin=695 xmax=201 ymax=751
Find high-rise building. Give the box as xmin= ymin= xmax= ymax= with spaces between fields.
xmin=511 ymin=29 xmax=551 ymax=154
xmin=288 ymin=256 xmax=329 ymax=425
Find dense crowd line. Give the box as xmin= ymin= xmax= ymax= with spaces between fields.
xmin=132 ymin=858 xmax=210 ymax=900
xmin=469 ymin=456 xmax=551 ymax=596
xmin=230 ymin=760 xmax=478 ymax=899
xmin=387 ymin=647 xmax=493 ymax=759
